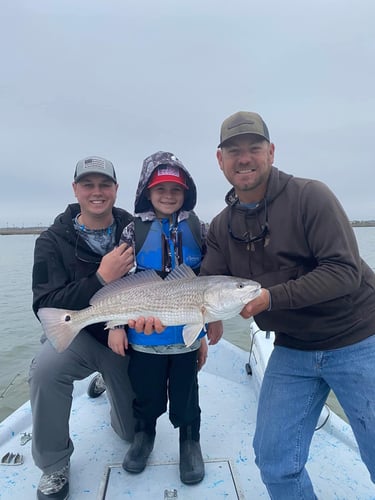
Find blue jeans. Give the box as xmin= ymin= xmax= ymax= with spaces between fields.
xmin=253 ymin=335 xmax=375 ymax=499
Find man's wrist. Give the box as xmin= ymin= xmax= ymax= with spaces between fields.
xmin=96 ymin=271 xmax=107 ymax=286
xmin=267 ymin=290 xmax=272 ymax=311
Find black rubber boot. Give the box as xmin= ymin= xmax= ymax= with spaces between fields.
xmin=122 ymin=420 xmax=156 ymax=474
xmin=179 ymin=418 xmax=205 ymax=485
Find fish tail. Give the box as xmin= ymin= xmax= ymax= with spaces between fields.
xmin=37 ymin=307 xmax=80 ymax=353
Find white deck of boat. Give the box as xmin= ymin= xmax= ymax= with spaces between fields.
xmin=0 ymin=335 xmax=374 ymax=499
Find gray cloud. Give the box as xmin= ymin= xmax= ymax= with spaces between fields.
xmin=1 ymin=0 xmax=374 ymax=227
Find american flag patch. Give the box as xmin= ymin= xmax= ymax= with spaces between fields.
xmin=84 ymin=158 xmax=106 ymax=170
xmin=157 ymin=166 xmax=180 ymax=178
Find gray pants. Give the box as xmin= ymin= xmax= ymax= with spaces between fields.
xmin=28 ymin=330 xmax=135 ymax=474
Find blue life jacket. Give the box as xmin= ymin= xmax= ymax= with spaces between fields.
xmin=136 ymin=218 xmax=202 ymax=273
xmin=128 ymin=215 xmax=205 ymax=346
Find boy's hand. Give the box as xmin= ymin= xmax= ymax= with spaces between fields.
xmin=207 ymin=320 xmax=223 ymax=345
xmin=108 ymin=328 xmax=128 ymax=356
xmin=197 ymin=337 xmax=208 ymax=371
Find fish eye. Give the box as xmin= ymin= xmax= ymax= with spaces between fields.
xmin=64 ymin=315 xmax=71 ymax=322
xmin=237 ymin=283 xmax=245 ymax=289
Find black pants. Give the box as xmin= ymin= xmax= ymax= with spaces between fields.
xmin=128 ymin=348 xmax=200 ymax=428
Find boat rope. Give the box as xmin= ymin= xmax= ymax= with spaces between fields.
xmin=0 ymin=373 xmax=21 ymax=399
xmin=315 ymin=405 xmax=331 ymax=431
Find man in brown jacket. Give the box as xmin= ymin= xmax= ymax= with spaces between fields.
xmin=200 ymin=111 xmax=375 ymax=498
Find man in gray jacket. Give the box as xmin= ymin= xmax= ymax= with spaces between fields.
xmin=200 ymin=111 xmax=375 ymax=498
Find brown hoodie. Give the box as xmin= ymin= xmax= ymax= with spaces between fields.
xmin=200 ymin=167 xmax=375 ymax=350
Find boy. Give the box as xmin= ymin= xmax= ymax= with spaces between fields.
xmin=109 ymin=151 xmax=210 ymax=484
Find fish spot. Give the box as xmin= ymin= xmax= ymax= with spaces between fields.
xmin=64 ymin=315 xmax=71 ymax=322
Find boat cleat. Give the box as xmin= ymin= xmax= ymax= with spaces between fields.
xmin=1 ymin=452 xmax=24 ymax=465
xmin=20 ymin=432 xmax=32 ymax=445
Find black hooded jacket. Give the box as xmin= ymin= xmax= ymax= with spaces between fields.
xmin=32 ymin=203 xmax=133 ymax=345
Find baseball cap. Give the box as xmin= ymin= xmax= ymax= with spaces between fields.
xmin=148 ymin=165 xmax=188 ymax=189
xmin=218 ymin=111 xmax=270 ymax=148
xmin=74 ymin=156 xmax=117 ymax=183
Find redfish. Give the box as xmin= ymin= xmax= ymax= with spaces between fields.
xmin=37 ymin=264 xmax=261 ymax=352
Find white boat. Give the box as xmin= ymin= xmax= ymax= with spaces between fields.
xmin=0 ymin=324 xmax=374 ymax=499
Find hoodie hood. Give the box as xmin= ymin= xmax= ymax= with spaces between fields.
xmin=224 ymin=166 xmax=293 ymax=209
xmin=134 ymin=151 xmax=197 ymax=214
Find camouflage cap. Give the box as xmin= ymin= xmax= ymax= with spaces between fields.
xmin=218 ymin=111 xmax=270 ymax=148
xmin=74 ymin=156 xmax=117 ymax=183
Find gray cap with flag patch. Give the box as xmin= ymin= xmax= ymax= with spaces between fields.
xmin=74 ymin=156 xmax=117 ymax=183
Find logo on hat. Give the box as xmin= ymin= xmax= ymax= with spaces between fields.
xmin=148 ymin=165 xmax=188 ymax=189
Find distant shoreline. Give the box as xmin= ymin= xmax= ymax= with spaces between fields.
xmin=1 ymin=221 xmax=375 ymax=235
xmin=351 ymin=221 xmax=375 ymax=227
xmin=0 ymin=227 xmax=48 ymax=235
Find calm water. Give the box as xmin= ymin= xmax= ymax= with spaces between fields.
xmin=1 ymin=228 xmax=375 ymax=422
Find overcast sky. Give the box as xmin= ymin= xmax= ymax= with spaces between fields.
xmin=1 ymin=0 xmax=374 ymax=227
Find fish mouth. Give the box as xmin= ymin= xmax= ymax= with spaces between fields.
xmin=241 ymin=290 xmax=261 ymax=304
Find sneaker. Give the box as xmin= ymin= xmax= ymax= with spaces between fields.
xmin=37 ymin=463 xmax=69 ymax=499
xmin=87 ymin=373 xmax=106 ymax=398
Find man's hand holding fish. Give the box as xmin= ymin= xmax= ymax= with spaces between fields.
xmin=127 ymin=316 xmax=165 ymax=335
xmin=240 ymin=289 xmax=271 ymax=319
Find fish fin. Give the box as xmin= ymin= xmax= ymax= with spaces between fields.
xmin=105 ymin=321 xmax=126 ymax=330
xmin=90 ymin=269 xmax=163 ymax=305
xmin=182 ymin=324 xmax=204 ymax=347
xmin=164 ymin=263 xmax=196 ymax=282
xmin=37 ymin=308 xmax=80 ymax=353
